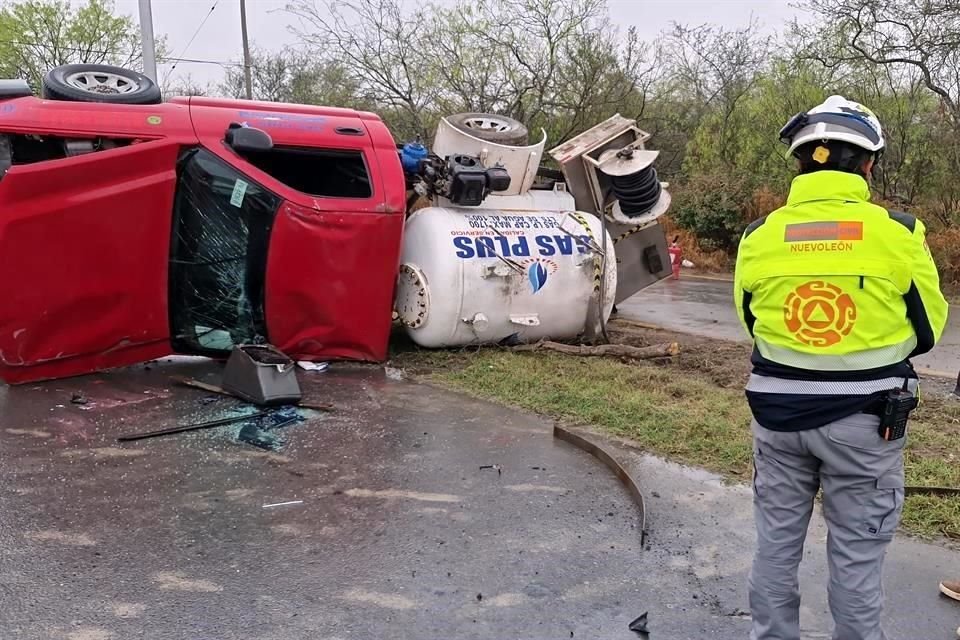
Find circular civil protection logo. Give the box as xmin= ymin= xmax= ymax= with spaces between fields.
xmin=783 ymin=280 xmax=857 ymax=347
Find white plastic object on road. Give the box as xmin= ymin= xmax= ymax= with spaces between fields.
xmin=296 ymin=361 xmax=329 ymax=372
xmin=262 ymin=500 xmax=303 ymax=508
xmin=395 ymin=192 xmax=616 ymax=348
xmin=682 ymin=259 xmax=695 ymax=268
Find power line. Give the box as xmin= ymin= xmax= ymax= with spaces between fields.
xmin=159 ymin=56 xmax=245 ymax=68
xmin=0 ymin=39 xmax=246 ymax=68
xmin=162 ymin=1 xmax=220 ymax=84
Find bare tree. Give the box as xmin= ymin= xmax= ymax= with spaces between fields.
xmin=162 ymin=73 xmax=210 ymax=98
xmin=286 ymin=0 xmax=436 ymax=138
xmin=796 ymin=0 xmax=960 ymax=123
xmin=657 ymin=19 xmax=772 ymax=167
xmin=286 ymin=0 xmax=656 ymax=144
xmin=218 ymin=46 xmax=373 ymax=109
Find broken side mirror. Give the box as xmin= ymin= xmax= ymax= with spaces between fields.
xmin=225 ymin=123 xmax=273 ymax=154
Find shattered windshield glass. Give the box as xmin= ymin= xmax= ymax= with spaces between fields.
xmin=169 ymin=148 xmax=281 ymax=355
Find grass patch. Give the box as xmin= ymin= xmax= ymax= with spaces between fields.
xmin=393 ymin=335 xmax=960 ymax=541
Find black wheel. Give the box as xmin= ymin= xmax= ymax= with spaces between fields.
xmin=447 ymin=112 xmax=529 ymax=146
xmin=42 ymin=64 xmax=162 ymax=105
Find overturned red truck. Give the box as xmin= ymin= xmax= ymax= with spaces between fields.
xmin=0 ymin=65 xmax=407 ymax=384
xmin=0 ymin=64 xmax=673 ymax=384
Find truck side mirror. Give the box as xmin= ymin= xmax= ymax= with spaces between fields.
xmin=225 ymin=123 xmax=273 ymax=153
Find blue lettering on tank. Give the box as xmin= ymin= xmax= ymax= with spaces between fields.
xmin=476 ymin=237 xmax=496 ymax=258
xmin=453 ymin=236 xmax=475 ymax=258
xmin=510 ymin=236 xmax=530 ymax=257
xmin=575 ymin=235 xmax=592 ymax=254
xmin=536 ymin=236 xmax=556 ymax=256
xmin=452 ymin=234 xmax=587 ymax=258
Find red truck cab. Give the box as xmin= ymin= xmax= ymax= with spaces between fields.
xmin=0 ymin=81 xmax=406 ymax=384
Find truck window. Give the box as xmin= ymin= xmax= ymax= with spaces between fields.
xmin=169 ymin=148 xmax=281 ymax=355
xmin=239 ymin=146 xmax=372 ymax=198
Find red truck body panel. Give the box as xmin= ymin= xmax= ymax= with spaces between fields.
xmin=0 ymin=95 xmax=405 ymax=383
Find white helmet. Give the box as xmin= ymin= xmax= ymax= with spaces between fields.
xmin=780 ymin=95 xmax=885 ymax=155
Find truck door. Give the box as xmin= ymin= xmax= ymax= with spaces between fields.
xmin=0 ymin=139 xmax=180 ymax=384
xmin=167 ymin=148 xmax=281 ymax=355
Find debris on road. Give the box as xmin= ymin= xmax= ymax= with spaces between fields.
xmin=297 ymin=361 xmax=330 ymax=372
xmin=70 ymin=393 xmax=88 ymax=405
xmin=222 ymin=345 xmax=302 ymax=406
xmin=117 ymin=411 xmax=271 ymax=442
xmin=384 ymin=366 xmax=404 ymax=381
xmin=628 ymin=612 xmax=650 ymax=637
xmin=479 ymin=464 xmax=502 ymax=476
xmin=262 ymin=500 xmax=303 ymax=509
xmin=238 ymin=423 xmax=280 ymax=450
xmin=171 ymin=376 xmax=334 ymax=412
xmin=236 ymin=406 xmax=305 ymax=451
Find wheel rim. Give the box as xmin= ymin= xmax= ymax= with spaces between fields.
xmin=462 ymin=116 xmax=514 ymax=134
xmin=64 ymin=71 xmax=139 ymax=95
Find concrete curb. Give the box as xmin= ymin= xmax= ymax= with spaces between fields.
xmin=553 ymin=423 xmax=648 ymax=546
xmin=683 ymin=273 xmax=734 ymax=283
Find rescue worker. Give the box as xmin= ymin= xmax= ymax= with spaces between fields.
xmin=733 ymin=95 xmax=949 ymax=640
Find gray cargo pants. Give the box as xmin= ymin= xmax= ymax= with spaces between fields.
xmin=749 ymin=412 xmax=906 ymax=640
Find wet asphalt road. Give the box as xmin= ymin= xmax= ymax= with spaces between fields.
xmin=620 ymin=276 xmax=960 ymax=379
xmin=1 ymin=361 xmax=654 ymax=640
xmin=1 ymin=360 xmax=959 ymax=639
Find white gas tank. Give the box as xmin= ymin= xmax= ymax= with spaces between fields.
xmin=396 ymin=206 xmax=617 ymax=347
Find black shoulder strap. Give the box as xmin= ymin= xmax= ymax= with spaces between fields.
xmin=743 ymin=216 xmax=768 ymax=239
xmin=888 ymin=210 xmax=917 ymax=233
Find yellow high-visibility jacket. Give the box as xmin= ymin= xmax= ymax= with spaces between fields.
xmin=734 ymin=170 xmax=948 ymax=430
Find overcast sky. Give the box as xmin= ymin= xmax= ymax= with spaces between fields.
xmin=107 ymin=0 xmax=799 ymax=88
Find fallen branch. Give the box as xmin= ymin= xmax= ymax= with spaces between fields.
xmin=511 ymin=341 xmax=680 ymax=359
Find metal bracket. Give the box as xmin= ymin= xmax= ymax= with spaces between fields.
xmin=509 ymin=314 xmax=540 ymax=327
xmin=558 ymin=214 xmax=605 ymax=256
xmin=484 ymin=226 xmax=526 ymax=274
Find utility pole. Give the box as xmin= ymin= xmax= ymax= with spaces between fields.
xmin=239 ymin=0 xmax=253 ymax=100
xmin=138 ymin=0 xmax=158 ymax=82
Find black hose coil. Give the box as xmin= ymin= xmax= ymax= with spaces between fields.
xmin=611 ymin=165 xmax=662 ymax=217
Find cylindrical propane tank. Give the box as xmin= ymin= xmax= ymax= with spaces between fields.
xmin=395 ymin=207 xmax=617 ymax=348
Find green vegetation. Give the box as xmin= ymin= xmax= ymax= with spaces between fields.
xmin=8 ymin=1 xmax=960 ymax=287
xmin=0 ymin=0 xmax=165 ymax=91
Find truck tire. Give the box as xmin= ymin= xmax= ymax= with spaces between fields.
xmin=447 ymin=112 xmax=529 ymax=146
xmin=42 ymin=64 xmax=162 ymax=105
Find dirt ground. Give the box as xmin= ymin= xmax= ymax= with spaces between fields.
xmin=605 ymin=318 xmax=753 ymax=388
